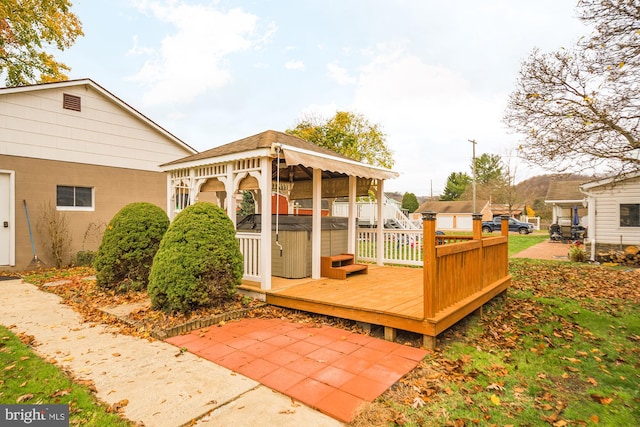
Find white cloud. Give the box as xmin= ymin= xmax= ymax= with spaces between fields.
xmin=327 ymin=61 xmax=356 ymax=85
xmin=285 ymin=60 xmax=305 ymax=70
xmin=349 ymin=43 xmax=512 ymax=194
xmin=127 ymin=1 xmax=274 ymax=106
xmin=126 ymin=35 xmax=154 ymax=56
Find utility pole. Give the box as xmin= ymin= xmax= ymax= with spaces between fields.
xmin=468 ymin=139 xmax=477 ymax=213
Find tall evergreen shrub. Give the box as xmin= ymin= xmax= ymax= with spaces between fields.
xmin=148 ymin=202 xmax=243 ymax=313
xmin=94 ymin=202 xmax=169 ymax=291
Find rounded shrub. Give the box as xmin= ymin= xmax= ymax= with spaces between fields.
xmin=94 ymin=202 xmax=169 ymax=291
xmin=148 ymin=202 xmax=243 ymax=313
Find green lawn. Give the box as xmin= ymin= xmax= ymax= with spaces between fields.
xmin=0 ymin=325 xmax=134 ymax=426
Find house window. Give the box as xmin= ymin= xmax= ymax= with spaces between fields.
xmin=56 ymin=186 xmax=93 ymax=210
xmin=620 ymin=204 xmax=640 ymax=227
xmin=63 ymin=93 xmax=81 ymax=111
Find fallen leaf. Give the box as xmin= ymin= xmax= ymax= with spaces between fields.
xmin=16 ymin=393 xmax=33 ymax=403
xmin=590 ymin=415 xmax=600 ymax=423
xmin=486 ymin=383 xmax=505 ymax=391
xmin=412 ymin=397 xmax=425 ymax=408
xmin=587 ymin=377 xmax=598 ymax=386
xmin=590 ymin=394 xmax=613 ymax=405
xmin=51 ymin=388 xmax=72 ymax=398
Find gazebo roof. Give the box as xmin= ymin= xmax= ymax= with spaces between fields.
xmin=162 ymin=130 xmax=352 ymax=167
xmin=162 ymin=129 xmax=398 ymax=181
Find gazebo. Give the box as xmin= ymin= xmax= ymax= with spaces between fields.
xmin=160 ymin=130 xmax=399 ymax=291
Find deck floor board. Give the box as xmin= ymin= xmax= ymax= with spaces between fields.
xmin=265 ymin=266 xmax=428 ymax=332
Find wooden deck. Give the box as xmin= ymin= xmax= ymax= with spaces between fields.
xmin=244 ymin=264 xmax=510 ymax=347
xmin=240 ymin=214 xmax=513 ymax=348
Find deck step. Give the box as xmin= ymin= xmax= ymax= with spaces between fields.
xmin=326 ymin=254 xmax=354 ymax=262
xmin=336 ymin=264 xmax=368 ymax=273
xmin=320 ymin=253 xmax=368 ymax=280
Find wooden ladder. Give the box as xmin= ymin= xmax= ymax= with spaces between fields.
xmin=320 ymin=253 xmax=368 ymax=280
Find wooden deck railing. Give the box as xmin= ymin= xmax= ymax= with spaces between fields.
xmin=422 ymin=212 xmax=510 ymax=319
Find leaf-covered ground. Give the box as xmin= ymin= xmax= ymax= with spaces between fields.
xmin=351 ymin=260 xmax=640 ymax=426
xmin=20 ymin=261 xmax=640 ymax=426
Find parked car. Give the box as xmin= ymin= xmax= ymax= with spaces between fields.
xmin=482 ymin=217 xmax=534 ymax=234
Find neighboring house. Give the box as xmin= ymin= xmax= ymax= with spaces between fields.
xmin=489 ymin=203 xmax=526 ymax=218
xmin=580 ymin=171 xmax=640 ymax=260
xmin=544 ymin=180 xmax=588 ymax=226
xmin=332 ymin=193 xmax=419 ymax=229
xmin=0 ymin=79 xmax=197 ymax=271
xmin=414 ymin=200 xmax=491 ymax=231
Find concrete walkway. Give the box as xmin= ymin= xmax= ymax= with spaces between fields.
xmin=0 ymin=279 xmax=343 ymax=427
xmin=511 ymin=239 xmax=572 ymax=261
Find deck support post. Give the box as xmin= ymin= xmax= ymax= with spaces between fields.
xmin=423 ymin=335 xmax=436 ymax=350
xmin=472 ymin=213 xmax=484 ymax=292
xmin=422 ymin=211 xmax=437 ymax=319
xmin=472 ymin=213 xmax=483 ymax=240
xmin=474 ymin=305 xmax=483 ymax=318
xmin=384 ymin=327 xmax=396 ymax=342
xmin=356 ymin=322 xmax=371 ymax=333
xmin=501 ymin=215 xmax=509 ymax=238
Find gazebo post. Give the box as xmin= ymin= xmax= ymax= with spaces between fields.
xmin=260 ymin=158 xmax=272 ymax=290
xmin=311 ymin=168 xmax=322 ymax=279
xmin=347 ymin=175 xmax=357 ymax=255
xmin=376 ymin=180 xmax=384 ymax=266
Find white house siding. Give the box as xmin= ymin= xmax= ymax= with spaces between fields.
xmin=587 ymin=177 xmax=640 ymax=246
xmin=0 ymin=84 xmax=189 ymax=171
xmin=0 ymin=80 xmax=196 ymax=271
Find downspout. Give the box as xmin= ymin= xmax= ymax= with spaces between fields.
xmin=588 ymin=196 xmax=596 ymax=261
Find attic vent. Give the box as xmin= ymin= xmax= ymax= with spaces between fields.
xmin=63 ymin=93 xmax=81 ymax=111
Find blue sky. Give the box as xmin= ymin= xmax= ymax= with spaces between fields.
xmin=56 ymin=0 xmax=587 ymax=196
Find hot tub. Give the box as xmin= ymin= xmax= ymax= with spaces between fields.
xmin=236 ymin=215 xmax=348 ymax=278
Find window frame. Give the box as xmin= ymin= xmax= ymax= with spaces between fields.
xmin=56 ymin=185 xmax=95 ymax=211
xmin=619 ymin=203 xmax=640 ymax=227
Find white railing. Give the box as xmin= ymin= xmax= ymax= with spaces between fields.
xmin=357 ymin=228 xmax=423 ymax=266
xmin=236 ymin=232 xmax=261 ymax=281
xmin=237 ymin=228 xmax=425 ymax=279
xmin=332 ymin=198 xmax=421 ymax=229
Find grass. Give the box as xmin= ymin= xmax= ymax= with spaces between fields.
xmin=0 ymin=325 xmax=134 ymax=426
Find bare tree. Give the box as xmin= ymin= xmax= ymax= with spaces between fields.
xmin=37 ymin=202 xmax=72 ymax=268
xmin=504 ymin=0 xmax=640 ymax=177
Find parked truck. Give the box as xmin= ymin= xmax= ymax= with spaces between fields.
xmin=481 ymin=217 xmax=534 ymax=234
